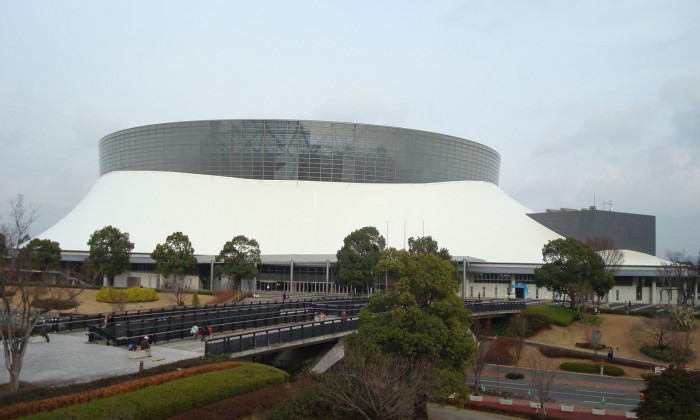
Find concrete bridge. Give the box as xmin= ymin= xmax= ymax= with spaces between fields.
xmin=205 ymin=300 xmax=525 ymax=371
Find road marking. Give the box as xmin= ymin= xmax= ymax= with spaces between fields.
xmin=575 ymin=389 xmax=628 ymax=396
xmin=480 ymin=379 xmax=530 ymax=387
xmin=583 ymin=400 xmax=632 ymax=407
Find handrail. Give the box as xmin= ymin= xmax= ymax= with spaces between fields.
xmin=56 ymin=295 xmax=369 ymax=331
xmin=205 ymin=316 xmax=359 ymax=356
xmin=109 ymin=308 xmax=320 ymax=346
xmin=73 ymin=297 xmax=524 ymax=348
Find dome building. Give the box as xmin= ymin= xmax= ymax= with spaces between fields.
xmin=39 ymin=120 xmax=673 ymax=303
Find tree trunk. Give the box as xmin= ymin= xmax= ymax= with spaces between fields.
xmin=7 ymin=338 xmax=29 ymax=393
xmin=10 ymin=363 xmax=20 ymax=392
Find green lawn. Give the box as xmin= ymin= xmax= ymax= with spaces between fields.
xmin=524 ymin=305 xmax=580 ymax=326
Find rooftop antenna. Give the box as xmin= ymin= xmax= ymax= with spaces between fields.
xmin=603 ymin=200 xmax=614 ymax=211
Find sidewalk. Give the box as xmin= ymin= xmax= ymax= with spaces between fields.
xmin=444 ymin=395 xmax=634 ymax=420
xmin=0 ymin=331 xmax=203 ymax=387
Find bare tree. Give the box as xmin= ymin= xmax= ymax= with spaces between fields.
xmin=636 ymin=314 xmax=674 ymax=349
xmin=0 ymin=195 xmax=83 ymax=392
xmin=105 ymin=287 xmax=127 ymax=312
xmin=657 ymin=251 xmax=692 ymax=306
xmin=569 ymin=281 xmax=596 ymax=347
xmin=668 ymin=329 xmax=694 ymax=366
xmin=471 ymin=319 xmax=495 ymax=394
xmin=318 ymin=344 xmax=439 ymax=420
xmin=509 ymin=313 xmax=527 ymax=374
xmin=530 ymin=350 xmax=556 ymax=416
xmin=586 ymin=237 xmax=624 ymax=308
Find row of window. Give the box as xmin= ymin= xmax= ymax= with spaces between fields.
xmin=98 ymin=120 xmax=501 ymax=184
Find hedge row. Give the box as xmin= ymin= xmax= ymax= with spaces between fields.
xmin=559 ymin=362 xmax=625 ymax=376
xmin=1 ymin=362 xmax=244 ymax=419
xmin=598 ymin=308 xmax=656 ymax=318
xmin=96 ymin=287 xmax=159 ymax=303
xmin=25 ymin=363 xmax=288 ymax=420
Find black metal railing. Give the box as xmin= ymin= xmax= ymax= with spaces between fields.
xmin=67 ymin=295 xmax=366 ymax=332
xmin=84 ymin=296 xmax=521 ymax=348
xmin=466 ymin=300 xmax=525 ymax=313
xmin=205 ymin=316 xmax=359 ymax=356
xmin=88 ymin=307 xmax=318 ymax=346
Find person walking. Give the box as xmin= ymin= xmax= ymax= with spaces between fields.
xmin=106 ymin=313 xmax=115 ymax=337
xmin=36 ymin=320 xmax=50 ymax=342
xmin=190 ymin=325 xmax=199 ymax=340
xmin=141 ymin=336 xmax=151 ymax=357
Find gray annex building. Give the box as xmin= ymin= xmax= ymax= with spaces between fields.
xmin=40 ymin=119 xmax=683 ymax=305
xmin=528 ymin=208 xmax=656 ymax=255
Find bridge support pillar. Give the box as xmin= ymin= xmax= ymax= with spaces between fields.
xmin=311 ymin=337 xmax=346 ymax=373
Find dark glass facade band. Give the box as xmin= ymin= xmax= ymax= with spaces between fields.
xmin=99 ymin=120 xmax=501 ymax=185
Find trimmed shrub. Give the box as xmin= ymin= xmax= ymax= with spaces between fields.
xmin=33 ymin=298 xmax=77 ymax=311
xmin=639 ymin=345 xmax=693 ymax=363
xmin=641 ymin=345 xmax=673 ymax=362
xmin=559 ymin=362 xmax=625 ymax=376
xmin=24 ymin=364 xmax=288 ymax=420
xmin=599 ymin=308 xmax=656 ymax=318
xmin=96 ymin=287 xmax=159 ymax=303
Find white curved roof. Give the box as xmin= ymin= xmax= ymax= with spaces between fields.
xmin=38 ymin=171 xmax=563 ymax=263
xmin=618 ymin=250 xmax=668 ymax=266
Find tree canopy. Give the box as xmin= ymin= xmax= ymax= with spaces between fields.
xmin=215 ymin=235 xmax=261 ymax=281
xmin=635 ymin=368 xmax=700 ymax=420
xmin=408 ymin=235 xmax=451 ymax=261
xmin=349 ymin=252 xmax=476 ymax=399
xmin=150 ymin=232 xmax=197 ymax=279
xmin=334 ymin=226 xmax=386 ymax=291
xmin=18 ymin=238 xmax=61 ymax=271
xmin=534 ymin=237 xmax=614 ymax=308
xmin=86 ymin=225 xmax=134 ymax=285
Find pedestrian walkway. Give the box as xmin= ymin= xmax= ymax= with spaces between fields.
xmin=451 ymin=395 xmax=633 ymax=420
xmin=0 ymin=331 xmax=204 ymax=387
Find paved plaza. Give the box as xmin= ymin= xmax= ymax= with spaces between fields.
xmin=0 ymin=331 xmax=205 ymax=387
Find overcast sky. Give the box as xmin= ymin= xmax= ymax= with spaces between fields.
xmin=1 ymin=1 xmax=698 ymax=259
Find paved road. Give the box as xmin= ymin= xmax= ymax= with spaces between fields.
xmin=469 ymin=365 xmax=644 ymax=412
